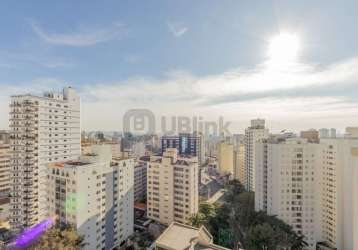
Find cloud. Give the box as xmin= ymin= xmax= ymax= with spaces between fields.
xmin=167 ymin=22 xmax=188 ymax=37
xmin=31 ymin=21 xmax=125 ymax=46
xmin=1 ymin=57 xmax=358 ymax=132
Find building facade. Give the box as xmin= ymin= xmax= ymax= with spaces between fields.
xmin=161 ymin=132 xmax=205 ymax=166
xmin=134 ymin=157 xmax=148 ymax=202
xmin=318 ymin=136 xmax=358 ymax=250
xmin=234 ymin=144 xmax=245 ymax=184
xmin=217 ymin=141 xmax=234 ymax=176
xmin=9 ymin=87 xmax=81 ymax=230
xmin=255 ymin=138 xmax=322 ymax=249
xmin=0 ymin=143 xmax=10 ymax=198
xmin=255 ymin=130 xmax=358 ymax=250
xmin=147 ymin=148 xmax=198 ymax=225
xmin=46 ymin=145 xmax=134 ymax=250
xmin=244 ymin=119 xmax=269 ymax=191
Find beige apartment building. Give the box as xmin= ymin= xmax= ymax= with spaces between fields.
xmin=234 ymin=144 xmax=245 ymax=185
xmin=217 ymin=141 xmax=234 ymax=176
xmin=147 ymin=148 xmax=198 ymax=225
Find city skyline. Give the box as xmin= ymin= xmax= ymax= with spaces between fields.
xmin=1 ymin=0 xmax=358 ymax=132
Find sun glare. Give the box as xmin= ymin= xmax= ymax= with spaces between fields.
xmin=268 ymin=32 xmax=300 ymax=64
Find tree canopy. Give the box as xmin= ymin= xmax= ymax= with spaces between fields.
xmin=188 ymin=180 xmax=308 ymax=250
xmin=29 ymin=225 xmax=85 ymax=250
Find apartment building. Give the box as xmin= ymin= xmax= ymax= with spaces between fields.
xmin=82 ymin=141 xmax=121 ymax=157
xmin=318 ymin=135 xmax=358 ymax=250
xmin=46 ymin=145 xmax=134 ymax=250
xmin=244 ymin=119 xmax=269 ymax=191
xmin=255 ymin=130 xmax=358 ymax=250
xmin=300 ymin=129 xmax=319 ymax=143
xmin=234 ymin=144 xmax=245 ymax=184
xmin=255 ymin=138 xmax=321 ymax=249
xmin=0 ymin=143 xmax=10 ymax=198
xmin=217 ymin=141 xmax=234 ymax=176
xmin=134 ymin=156 xmax=148 ymax=202
xmin=9 ymin=87 xmax=81 ymax=231
xmin=161 ymin=132 xmax=205 ymax=166
xmin=147 ymin=148 xmax=198 ymax=225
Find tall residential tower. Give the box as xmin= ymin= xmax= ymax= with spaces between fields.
xmin=244 ymin=119 xmax=269 ymax=191
xmin=9 ymin=87 xmax=81 ymax=230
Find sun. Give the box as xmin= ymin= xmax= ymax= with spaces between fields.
xmin=268 ymin=32 xmax=300 ymax=64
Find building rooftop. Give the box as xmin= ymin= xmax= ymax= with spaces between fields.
xmin=155 ymin=222 xmax=231 ymax=250
xmin=139 ymin=155 xmax=150 ymax=162
xmin=48 ymin=160 xmax=91 ymax=168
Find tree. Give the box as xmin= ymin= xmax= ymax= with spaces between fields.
xmin=206 ymin=203 xmax=231 ymax=247
xmin=188 ymin=213 xmax=206 ymax=228
xmin=224 ymin=180 xmax=245 ymax=202
xmin=188 ymin=202 xmax=216 ymax=228
xmin=199 ymin=202 xmax=216 ymax=219
xmin=246 ymin=223 xmax=276 ymax=250
xmin=29 ymin=225 xmax=85 ymax=250
xmin=204 ymin=181 xmax=306 ymax=250
xmin=290 ymin=234 xmax=309 ymax=250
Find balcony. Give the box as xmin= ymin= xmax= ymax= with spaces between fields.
xmin=23 ymin=107 xmax=38 ymax=113
xmin=9 ymin=110 xmax=20 ymax=114
xmin=10 ymin=103 xmax=22 ymax=107
xmin=10 ymin=116 xmax=22 ymax=121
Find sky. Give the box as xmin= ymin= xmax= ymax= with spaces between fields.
xmin=0 ymin=0 xmax=358 ymax=134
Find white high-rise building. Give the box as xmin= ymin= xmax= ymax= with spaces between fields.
xmin=47 ymin=145 xmax=134 ymax=250
xmin=255 ymin=128 xmax=358 ymax=250
xmin=318 ymin=135 xmax=358 ymax=250
xmin=147 ymin=148 xmax=198 ymax=225
xmin=9 ymin=87 xmax=81 ymax=230
xmin=255 ymin=138 xmax=321 ymax=249
xmin=244 ymin=119 xmax=269 ymax=191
